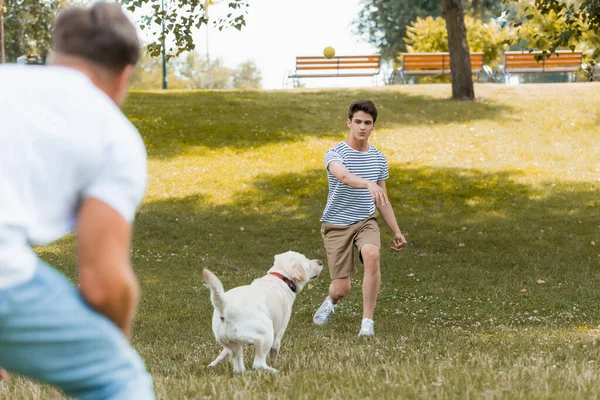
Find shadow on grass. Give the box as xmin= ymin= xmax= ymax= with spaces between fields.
xmin=123 ymin=89 xmax=512 ymax=158
xmin=35 ymin=166 xmax=599 ymax=350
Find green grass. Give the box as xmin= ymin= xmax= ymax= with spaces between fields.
xmin=2 ymin=83 xmax=600 ymax=399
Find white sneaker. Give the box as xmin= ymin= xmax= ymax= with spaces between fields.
xmin=358 ymin=318 xmax=374 ymax=336
xmin=313 ymin=297 xmax=335 ymax=326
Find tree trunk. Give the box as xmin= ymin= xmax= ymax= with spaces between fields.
xmin=442 ymin=0 xmax=474 ymax=100
xmin=0 ymin=0 xmax=5 ymax=64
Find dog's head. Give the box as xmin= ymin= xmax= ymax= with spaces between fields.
xmin=268 ymin=251 xmax=323 ymax=293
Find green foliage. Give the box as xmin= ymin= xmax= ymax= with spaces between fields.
xmin=176 ymin=52 xmax=234 ymax=89
xmin=355 ymin=0 xmax=442 ymax=60
xmin=1 ymin=0 xmax=68 ymax=62
xmin=120 ymin=0 xmax=249 ymax=59
xmin=232 ymin=60 xmax=261 ymax=89
xmin=404 ymin=15 xmax=448 ymax=53
xmin=130 ymin=50 xmax=261 ymax=89
xmin=468 ymin=0 xmax=506 ymax=18
xmin=0 ymin=0 xmax=250 ymax=64
xmin=129 ymin=50 xmax=187 ymax=90
xmin=403 ymin=14 xmax=512 ymax=67
xmin=502 ymin=0 xmax=600 ymax=66
xmin=355 ymin=0 xmax=504 ymax=60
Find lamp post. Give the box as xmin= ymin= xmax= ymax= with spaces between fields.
xmin=161 ymin=0 xmax=167 ymax=89
xmin=206 ymin=20 xmax=212 ymax=89
xmin=204 ymin=0 xmax=213 ymax=89
xmin=0 ymin=0 xmax=5 ymax=64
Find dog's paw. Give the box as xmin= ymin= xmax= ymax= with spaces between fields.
xmin=254 ymin=365 xmax=278 ymax=374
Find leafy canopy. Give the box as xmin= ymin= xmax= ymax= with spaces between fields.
xmin=355 ymin=0 xmax=503 ymax=60
xmin=502 ymin=0 xmax=600 ymax=63
xmin=1 ymin=0 xmax=67 ymax=61
xmin=130 ymin=50 xmax=261 ymax=89
xmin=404 ymin=14 xmax=511 ymax=67
xmin=121 ymin=0 xmax=248 ymax=58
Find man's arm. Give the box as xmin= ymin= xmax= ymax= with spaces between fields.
xmin=328 ymin=161 xmax=389 ymax=206
xmin=375 ymin=180 xmax=408 ymax=251
xmin=76 ymin=197 xmax=139 ymax=339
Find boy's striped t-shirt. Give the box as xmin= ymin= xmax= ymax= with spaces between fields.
xmin=320 ymin=141 xmax=389 ymax=225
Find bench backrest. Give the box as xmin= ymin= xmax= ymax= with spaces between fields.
xmin=295 ymin=55 xmax=380 ymax=75
xmin=401 ymin=52 xmax=484 ymax=75
xmin=504 ymin=50 xmax=582 ymax=73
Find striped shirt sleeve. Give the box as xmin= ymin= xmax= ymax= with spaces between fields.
xmin=378 ymin=153 xmax=389 ymax=180
xmin=324 ymin=149 xmax=343 ymax=169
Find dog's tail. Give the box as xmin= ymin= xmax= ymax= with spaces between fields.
xmin=203 ymin=268 xmax=226 ymax=317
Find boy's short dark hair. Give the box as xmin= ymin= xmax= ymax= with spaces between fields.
xmin=348 ymin=100 xmax=378 ymax=123
xmin=52 ymin=2 xmax=140 ymax=72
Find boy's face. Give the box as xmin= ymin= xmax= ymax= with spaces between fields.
xmin=347 ymin=111 xmax=376 ymax=141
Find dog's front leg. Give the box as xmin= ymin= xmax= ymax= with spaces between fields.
xmin=253 ymin=337 xmax=278 ymax=373
xmin=231 ymin=344 xmax=246 ymax=374
xmin=208 ymin=348 xmax=231 ymax=367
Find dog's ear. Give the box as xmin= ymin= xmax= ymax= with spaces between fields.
xmin=290 ymin=262 xmax=307 ymax=282
xmin=273 ymin=254 xmax=283 ymax=269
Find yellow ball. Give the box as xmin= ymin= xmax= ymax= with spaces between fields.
xmin=323 ymin=46 xmax=336 ymax=59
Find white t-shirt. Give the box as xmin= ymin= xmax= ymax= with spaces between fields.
xmin=0 ymin=65 xmax=147 ymax=289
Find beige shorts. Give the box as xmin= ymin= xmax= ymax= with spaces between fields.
xmin=321 ymin=215 xmax=381 ymax=280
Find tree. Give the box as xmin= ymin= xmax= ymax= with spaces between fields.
xmin=121 ymin=0 xmax=249 ymax=58
xmin=355 ymin=0 xmax=503 ymax=60
xmin=355 ymin=0 xmax=441 ymax=60
xmin=175 ymin=51 xmax=208 ymax=88
xmin=443 ymin=0 xmax=475 ymax=100
xmin=232 ymin=60 xmax=261 ymax=89
xmin=175 ymin=52 xmax=234 ymax=89
xmin=356 ymin=0 xmax=504 ymax=100
xmin=404 ymin=15 xmax=511 ymax=67
xmin=130 ymin=49 xmax=187 ymax=89
xmin=502 ymin=0 xmax=600 ymax=66
xmin=1 ymin=0 xmax=66 ymax=62
xmin=130 ymin=50 xmax=261 ymax=90
xmin=470 ymin=0 xmax=505 ymax=18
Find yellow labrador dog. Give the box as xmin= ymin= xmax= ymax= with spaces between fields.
xmin=203 ymin=251 xmax=323 ymax=373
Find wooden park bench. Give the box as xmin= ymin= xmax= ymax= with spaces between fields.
xmin=16 ymin=54 xmax=47 ymax=65
xmin=285 ymin=55 xmax=381 ymax=87
xmin=391 ymin=52 xmax=486 ymax=84
xmin=501 ymin=50 xmax=582 ymax=80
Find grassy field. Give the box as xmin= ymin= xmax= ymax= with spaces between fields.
xmin=2 ymin=83 xmax=600 ymax=399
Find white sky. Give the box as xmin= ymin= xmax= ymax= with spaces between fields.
xmin=138 ymin=0 xmax=379 ymax=89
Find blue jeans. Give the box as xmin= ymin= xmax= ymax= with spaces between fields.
xmin=0 ymin=261 xmax=154 ymax=399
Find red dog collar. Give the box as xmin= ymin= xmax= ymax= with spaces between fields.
xmin=269 ymin=272 xmax=297 ymax=293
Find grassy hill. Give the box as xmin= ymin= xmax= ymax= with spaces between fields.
xmin=3 ymin=83 xmax=600 ymax=399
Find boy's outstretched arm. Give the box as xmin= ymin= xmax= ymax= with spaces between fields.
xmin=328 ymin=161 xmax=389 ymax=206
xmin=375 ymin=180 xmax=407 ymax=251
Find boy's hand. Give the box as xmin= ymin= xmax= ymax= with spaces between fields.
xmin=367 ymin=181 xmax=388 ymax=206
xmin=0 ymin=368 xmax=8 ymax=381
xmin=391 ymin=232 xmax=407 ymax=251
